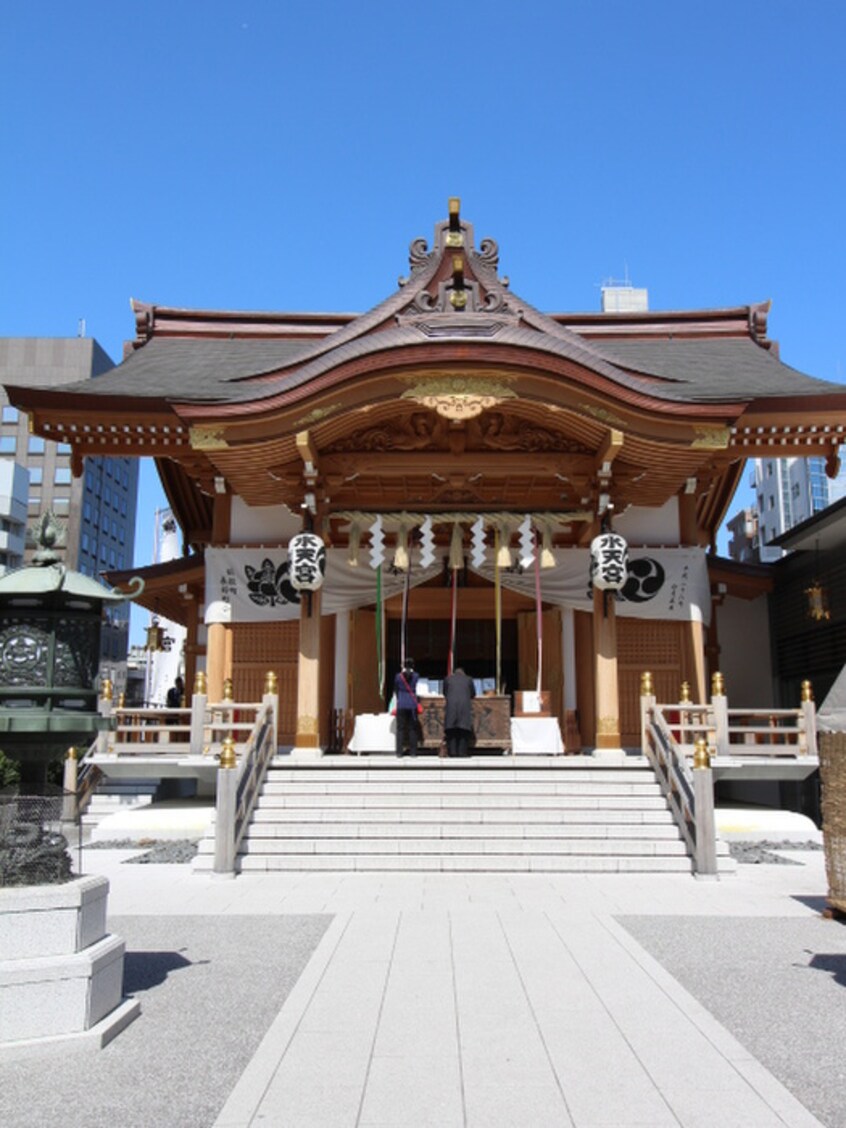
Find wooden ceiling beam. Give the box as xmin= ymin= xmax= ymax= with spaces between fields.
xmin=296 ymin=430 xmax=319 ymax=476
xmin=595 ymin=428 xmax=624 ymax=472
xmin=317 ymin=451 xmax=598 ymax=478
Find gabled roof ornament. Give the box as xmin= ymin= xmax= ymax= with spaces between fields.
xmin=398 ymin=200 xmax=512 ymax=319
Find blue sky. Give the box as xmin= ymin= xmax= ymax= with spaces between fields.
xmin=2 ymin=2 xmax=845 ymax=642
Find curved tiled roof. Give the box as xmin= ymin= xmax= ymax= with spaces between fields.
xmin=40 ymin=315 xmax=841 ymax=409
xmin=7 ymin=206 xmax=844 ymax=413
xmin=597 ymin=339 xmax=845 ymax=402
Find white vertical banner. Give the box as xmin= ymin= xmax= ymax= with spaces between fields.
xmin=147 ymin=510 xmax=187 ymax=706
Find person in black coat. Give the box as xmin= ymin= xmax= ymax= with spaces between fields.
xmin=166 ymin=676 xmax=184 ymax=709
xmin=443 ymin=667 xmax=475 ymax=758
xmin=393 ymin=657 xmax=420 ymax=757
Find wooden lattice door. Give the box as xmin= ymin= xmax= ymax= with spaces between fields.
xmin=232 ymin=622 xmax=300 ymax=745
xmin=617 ymin=619 xmax=688 ymax=747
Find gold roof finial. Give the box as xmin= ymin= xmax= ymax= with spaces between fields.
xmin=449 ymin=254 xmax=467 ymax=309
xmin=446 ymin=197 xmax=463 ymax=247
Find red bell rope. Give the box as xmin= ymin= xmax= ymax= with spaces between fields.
xmin=534 ymin=529 xmax=543 ymax=695
xmin=400 ymin=543 xmax=412 ymax=668
xmin=448 ymin=564 xmax=458 ymax=675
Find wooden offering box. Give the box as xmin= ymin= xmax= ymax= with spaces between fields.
xmin=419 ymin=695 xmax=511 ymax=751
xmin=514 ymin=690 xmax=551 ymax=717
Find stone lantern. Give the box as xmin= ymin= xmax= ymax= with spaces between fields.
xmin=0 ymin=513 xmax=142 ymax=792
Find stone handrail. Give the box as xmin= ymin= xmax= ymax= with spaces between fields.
xmin=106 ymin=697 xmax=266 ymax=757
xmin=213 ymin=687 xmax=279 ymax=875
xmin=641 ymin=695 xmax=717 ymax=877
xmin=648 ymin=701 xmax=816 ymax=760
xmin=638 ymin=673 xmax=819 ymax=877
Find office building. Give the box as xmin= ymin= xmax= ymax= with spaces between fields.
xmin=0 ymin=338 xmax=139 ymax=691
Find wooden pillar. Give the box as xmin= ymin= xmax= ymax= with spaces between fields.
xmin=705 ymin=601 xmax=722 ymax=687
xmin=294 ymin=588 xmax=322 ymax=753
xmin=678 ymin=488 xmax=699 ymax=547
xmin=687 ymin=618 xmax=707 ymax=704
xmin=205 ymin=601 xmax=232 ymax=704
xmin=333 ymin=610 xmax=350 ymax=712
xmin=592 ymin=587 xmax=621 ymax=751
xmin=183 ymin=591 xmax=201 ymax=698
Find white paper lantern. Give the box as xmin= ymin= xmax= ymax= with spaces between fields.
xmin=590 ymin=531 xmax=629 ymax=591
xmin=288 ymin=532 xmax=326 ymax=591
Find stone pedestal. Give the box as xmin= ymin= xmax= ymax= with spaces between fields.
xmin=0 ymin=874 xmax=139 ymax=1058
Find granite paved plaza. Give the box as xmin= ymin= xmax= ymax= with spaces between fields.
xmin=2 ymin=847 xmax=843 ymax=1127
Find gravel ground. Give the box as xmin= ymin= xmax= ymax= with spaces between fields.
xmin=620 ymin=908 xmax=846 ymax=1128
xmin=1 ymin=914 xmax=332 ymax=1128
xmin=84 ymin=839 xmax=200 ymax=864
xmin=727 ymin=839 xmax=824 ymax=865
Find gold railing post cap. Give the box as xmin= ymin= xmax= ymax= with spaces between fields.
xmin=693 ymin=736 xmax=711 ymax=770
xmin=801 ymin=679 xmax=814 ymax=702
xmin=220 ymin=735 xmax=237 ymax=769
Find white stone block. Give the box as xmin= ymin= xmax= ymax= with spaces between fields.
xmin=0 ymin=875 xmax=108 ymax=960
xmin=0 ymin=934 xmax=126 ymax=1043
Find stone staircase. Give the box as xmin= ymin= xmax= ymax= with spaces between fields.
xmin=82 ymin=779 xmax=160 ymax=833
xmin=194 ymin=757 xmax=736 ymax=874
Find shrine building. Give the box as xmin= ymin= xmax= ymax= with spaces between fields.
xmin=7 ymin=201 xmax=846 ymax=756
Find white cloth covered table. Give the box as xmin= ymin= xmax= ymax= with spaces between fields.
xmin=347 ymin=713 xmax=396 ymax=754
xmin=509 ymin=716 xmax=565 ymax=755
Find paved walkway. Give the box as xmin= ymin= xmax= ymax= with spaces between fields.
xmin=71 ymin=849 xmax=838 ymax=1128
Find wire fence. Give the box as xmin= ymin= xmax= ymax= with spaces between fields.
xmin=0 ymin=789 xmax=82 ymax=886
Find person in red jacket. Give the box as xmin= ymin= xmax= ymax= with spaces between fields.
xmin=394 ymin=658 xmax=420 ymax=757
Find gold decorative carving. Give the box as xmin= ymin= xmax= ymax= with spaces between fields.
xmin=190 ymin=425 xmax=229 ymax=450
xmin=691 ymin=426 xmax=730 ymax=450
xmin=402 ymin=376 xmax=516 ymax=421
xmin=324 ymin=413 xmax=445 ymax=453
xmin=596 ymin=715 xmax=620 ymax=735
xmin=296 ymin=715 xmax=319 ymax=735
xmin=295 ymin=403 xmax=343 ymax=427
xmin=580 ymin=404 xmax=626 ymax=428
xmin=478 ymin=412 xmax=590 ymax=453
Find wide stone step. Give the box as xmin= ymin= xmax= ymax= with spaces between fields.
xmin=260 ymin=779 xmax=663 ymax=796
xmin=244 ymin=822 xmax=682 ymax=840
xmin=264 ymin=767 xmax=654 ymax=784
xmin=254 ymin=793 xmax=670 ymax=811
xmin=239 ymin=835 xmax=688 ymax=856
xmin=229 ymin=854 xmax=694 ymax=874
xmin=250 ymin=812 xmax=676 ymax=830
